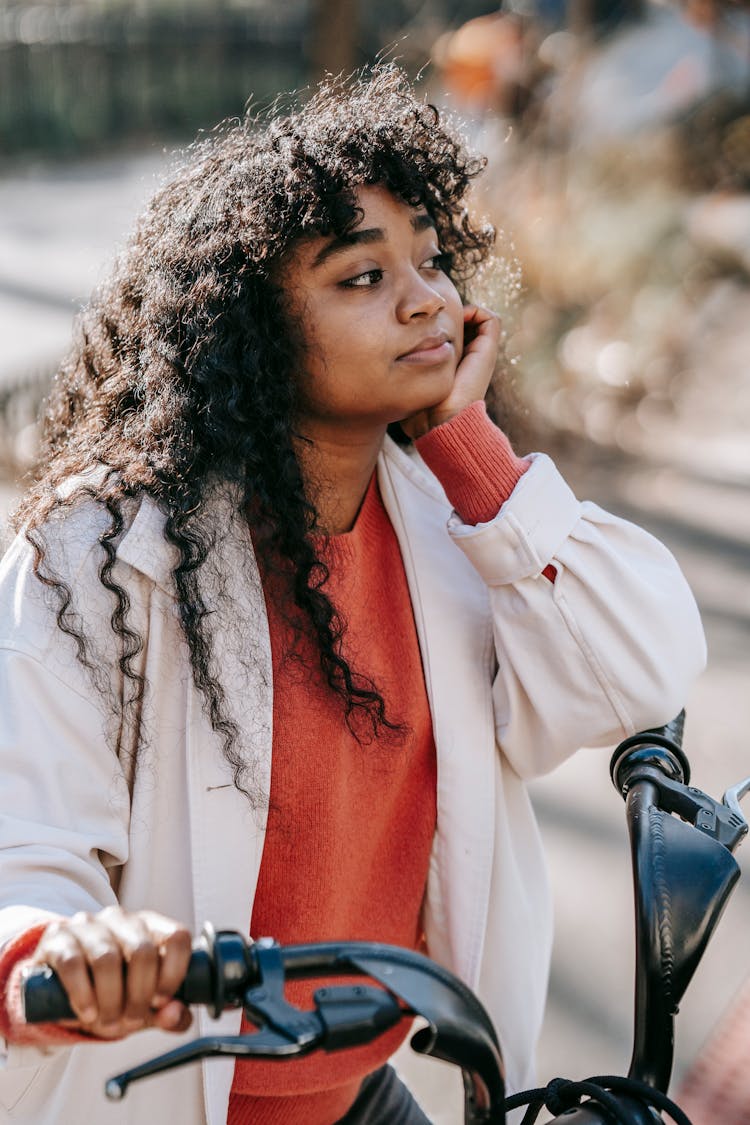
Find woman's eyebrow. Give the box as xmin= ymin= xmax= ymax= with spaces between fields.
xmin=312 ymin=212 xmax=437 ymax=268
xmin=312 ymin=227 xmax=384 ymax=268
xmin=411 ymin=212 xmax=436 ymax=234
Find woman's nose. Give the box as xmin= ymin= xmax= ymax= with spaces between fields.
xmin=396 ymin=272 xmax=446 ymax=321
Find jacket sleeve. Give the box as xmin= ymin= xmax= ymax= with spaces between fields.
xmin=445 ymin=452 xmax=707 ymax=778
xmin=0 ymin=527 xmax=131 ymax=1067
xmin=0 ymin=647 xmax=129 ymax=943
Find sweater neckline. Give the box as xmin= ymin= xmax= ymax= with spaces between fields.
xmin=311 ymin=472 xmax=383 ymax=557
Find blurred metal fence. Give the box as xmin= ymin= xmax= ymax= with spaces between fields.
xmin=0 ymin=3 xmax=308 ymax=156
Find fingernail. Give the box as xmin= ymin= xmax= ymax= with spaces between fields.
xmin=79 ymin=1006 xmax=97 ymax=1023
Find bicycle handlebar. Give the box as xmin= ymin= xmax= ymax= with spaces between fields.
xmin=24 ymin=931 xmax=506 ymax=1120
xmin=608 ymin=711 xmax=748 ymax=1095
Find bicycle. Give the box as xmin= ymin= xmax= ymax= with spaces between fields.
xmin=22 ymin=713 xmax=750 ymax=1124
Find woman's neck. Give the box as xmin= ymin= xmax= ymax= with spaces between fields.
xmin=295 ymin=425 xmax=385 ymax=536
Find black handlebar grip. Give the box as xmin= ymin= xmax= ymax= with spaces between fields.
xmin=23 ymin=938 xmax=240 ymax=1023
xmin=174 ymin=946 xmax=215 ymax=1007
xmin=23 ymin=965 xmax=75 ymax=1023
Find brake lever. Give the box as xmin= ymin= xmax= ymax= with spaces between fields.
xmin=723 ymin=775 xmax=750 ymax=837
xmin=105 ymin=940 xmax=404 ymax=1100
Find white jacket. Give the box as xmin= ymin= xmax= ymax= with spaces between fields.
xmin=0 ymin=439 xmax=705 ymax=1124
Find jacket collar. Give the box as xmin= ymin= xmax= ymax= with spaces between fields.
xmin=113 ymin=443 xmax=437 ymax=592
xmin=115 ymin=480 xmax=251 ymax=596
xmin=115 ymin=492 xmax=179 ymax=593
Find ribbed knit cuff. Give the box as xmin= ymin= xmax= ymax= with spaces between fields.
xmin=415 ymin=400 xmax=530 ymax=525
xmin=0 ymin=923 xmax=88 ymax=1046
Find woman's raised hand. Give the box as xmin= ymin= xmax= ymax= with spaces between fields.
xmin=400 ymin=305 xmax=501 ymax=439
xmin=31 ymin=906 xmax=193 ymax=1039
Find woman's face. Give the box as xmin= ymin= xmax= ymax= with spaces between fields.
xmin=281 ymin=185 xmax=465 ymax=440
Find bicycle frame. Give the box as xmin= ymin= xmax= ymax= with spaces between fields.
xmin=526 ymin=713 xmax=750 ymax=1124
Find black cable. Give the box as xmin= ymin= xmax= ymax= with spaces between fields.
xmin=506 ymin=1073 xmax=693 ymax=1124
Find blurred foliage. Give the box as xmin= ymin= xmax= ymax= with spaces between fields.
xmin=678 ymin=92 xmax=750 ymax=191
xmin=491 ymin=146 xmax=750 ymax=476
xmin=440 ymin=3 xmax=750 ymax=476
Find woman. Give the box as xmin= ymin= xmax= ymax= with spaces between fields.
xmin=0 ymin=67 xmax=705 ymax=1124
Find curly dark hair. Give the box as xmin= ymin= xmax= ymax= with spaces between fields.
xmin=14 ymin=65 xmax=501 ymax=799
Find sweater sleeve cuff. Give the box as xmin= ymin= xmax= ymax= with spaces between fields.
xmin=415 ymin=400 xmax=531 ymax=525
xmin=0 ymin=923 xmax=89 ymax=1047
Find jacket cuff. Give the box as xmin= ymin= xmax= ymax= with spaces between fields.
xmin=446 ymin=453 xmax=580 ymax=584
xmin=415 ymin=401 xmax=530 ymax=525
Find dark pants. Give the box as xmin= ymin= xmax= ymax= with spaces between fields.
xmin=335 ymin=1065 xmax=433 ymax=1124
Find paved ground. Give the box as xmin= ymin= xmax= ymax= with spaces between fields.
xmin=1 ymin=152 xmax=749 ymax=1122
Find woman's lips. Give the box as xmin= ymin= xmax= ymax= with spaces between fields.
xmin=397 ymin=335 xmax=454 ymax=364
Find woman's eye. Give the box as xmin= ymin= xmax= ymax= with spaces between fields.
xmin=341 ymin=269 xmax=383 ymax=289
xmin=423 ymin=251 xmax=453 ymax=273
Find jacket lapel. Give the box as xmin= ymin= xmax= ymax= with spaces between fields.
xmin=118 ymin=487 xmax=274 ymax=1125
xmin=378 ymin=439 xmax=497 ymax=992
xmin=183 ymin=487 xmax=274 ymax=1125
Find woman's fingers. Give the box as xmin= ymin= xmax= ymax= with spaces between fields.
xmin=32 ymin=908 xmax=193 ymax=1038
xmin=151 ymin=998 xmax=192 ymax=1033
xmin=97 ymin=907 xmax=158 ymax=1024
xmin=460 ymin=304 xmax=502 ymax=364
xmin=400 ymin=305 xmax=502 ymax=437
xmin=138 ymin=910 xmax=192 ymax=1004
xmin=33 ymin=919 xmax=100 ymax=1026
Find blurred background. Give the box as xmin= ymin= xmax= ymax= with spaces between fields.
xmin=1 ymin=0 xmax=749 ymax=1120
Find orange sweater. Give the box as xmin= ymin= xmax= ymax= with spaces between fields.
xmin=227 ymin=471 xmax=438 ymax=1124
